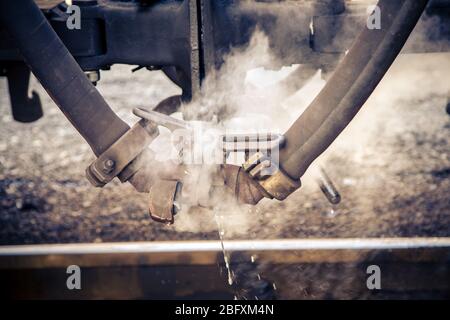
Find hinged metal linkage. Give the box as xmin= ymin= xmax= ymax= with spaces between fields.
xmin=86 ymin=107 xmax=192 ymax=189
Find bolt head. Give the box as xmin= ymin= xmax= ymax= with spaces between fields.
xmin=102 ymin=159 xmax=115 ymax=173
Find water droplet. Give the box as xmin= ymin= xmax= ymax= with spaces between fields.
xmin=327 ymin=208 xmax=338 ymax=218
xmin=214 ymin=210 xmax=234 ymax=286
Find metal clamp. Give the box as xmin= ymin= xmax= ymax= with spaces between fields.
xmin=87 ymin=107 xmax=191 ymax=187
xmin=242 ymin=142 xmax=301 ymax=201
xmin=86 ymin=119 xmax=158 ymax=187
xmin=148 ymin=179 xmax=182 ymax=224
xmin=258 ymin=168 xmax=301 ymax=201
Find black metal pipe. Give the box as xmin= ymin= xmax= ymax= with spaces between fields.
xmin=279 ymin=0 xmax=429 ymax=179
xmin=0 ymin=0 xmax=129 ymax=156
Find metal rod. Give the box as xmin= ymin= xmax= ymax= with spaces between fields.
xmin=316 ymin=167 xmax=341 ymax=205
xmin=1 ymin=238 xmax=450 ymax=256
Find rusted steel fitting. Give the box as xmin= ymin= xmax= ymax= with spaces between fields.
xmin=220 ymin=133 xmax=302 ymax=203
xmin=86 ymin=119 xmax=158 ymax=187
xmin=133 ymin=160 xmax=298 ymax=223
xmin=221 ymin=162 xmax=301 ymax=204
xmin=257 ymin=168 xmax=301 ymax=201
xmin=148 ymin=179 xmax=182 ymax=224
xmin=241 ymin=152 xmax=301 ymax=201
xmin=221 ymin=165 xmax=266 ymax=205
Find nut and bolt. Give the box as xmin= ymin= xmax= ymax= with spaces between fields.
xmin=102 ymin=159 xmax=115 ymax=174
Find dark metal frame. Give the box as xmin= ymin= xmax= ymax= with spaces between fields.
xmin=2 ymin=0 xmax=449 ymax=107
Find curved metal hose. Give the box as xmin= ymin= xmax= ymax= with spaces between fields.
xmin=279 ymin=0 xmax=430 ymax=180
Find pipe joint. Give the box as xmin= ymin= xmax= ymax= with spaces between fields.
xmin=242 ymin=152 xmax=301 ymax=201
xmin=258 ymin=168 xmax=301 ymax=201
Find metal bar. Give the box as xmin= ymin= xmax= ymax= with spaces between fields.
xmin=1 ymin=238 xmax=450 ymax=256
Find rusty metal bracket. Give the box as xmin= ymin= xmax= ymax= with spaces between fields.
xmin=87 ymin=107 xmax=189 ymax=188
xmin=86 ymin=119 xmax=158 ymax=187
xmin=221 ymin=133 xmax=300 ymax=201
xmin=221 ymin=132 xmax=301 ymax=200
xmin=148 ymin=179 xmax=182 ymax=224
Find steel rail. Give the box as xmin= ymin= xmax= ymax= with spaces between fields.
xmin=1 ymin=237 xmax=450 ymax=256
